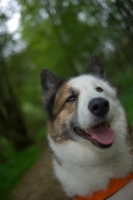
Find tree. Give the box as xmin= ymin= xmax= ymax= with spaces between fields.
xmin=0 ymin=2 xmax=33 ymax=162
xmin=18 ymin=0 xmax=133 ymax=78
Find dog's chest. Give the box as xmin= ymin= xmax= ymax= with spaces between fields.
xmin=53 ymin=148 xmax=133 ymax=197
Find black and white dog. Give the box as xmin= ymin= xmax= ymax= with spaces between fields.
xmin=41 ymin=55 xmax=133 ymax=198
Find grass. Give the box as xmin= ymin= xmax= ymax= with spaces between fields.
xmin=0 ymin=143 xmax=43 ymax=200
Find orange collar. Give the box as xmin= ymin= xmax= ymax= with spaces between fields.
xmin=74 ymin=172 xmax=133 ymax=200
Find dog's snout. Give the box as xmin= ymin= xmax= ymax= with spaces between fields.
xmin=88 ymin=97 xmax=109 ymax=117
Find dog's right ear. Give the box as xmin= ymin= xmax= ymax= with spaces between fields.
xmin=41 ymin=69 xmax=65 ymax=106
xmin=86 ymin=55 xmax=106 ymax=80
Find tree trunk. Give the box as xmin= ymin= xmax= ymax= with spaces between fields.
xmin=0 ymin=57 xmax=33 ymax=151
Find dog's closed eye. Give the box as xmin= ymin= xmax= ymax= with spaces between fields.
xmin=66 ymin=95 xmax=77 ymax=103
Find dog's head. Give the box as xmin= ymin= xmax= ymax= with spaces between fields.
xmin=41 ymin=55 xmax=127 ymax=164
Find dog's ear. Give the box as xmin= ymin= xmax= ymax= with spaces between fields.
xmin=86 ymin=55 xmax=106 ymax=79
xmin=41 ymin=69 xmax=65 ymax=105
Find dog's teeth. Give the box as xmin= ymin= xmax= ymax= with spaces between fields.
xmin=56 ymin=137 xmax=61 ymax=141
xmin=103 ymin=121 xmax=110 ymax=127
xmin=85 ymin=129 xmax=89 ymax=134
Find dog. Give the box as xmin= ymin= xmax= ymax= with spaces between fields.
xmin=41 ymin=55 xmax=133 ymax=199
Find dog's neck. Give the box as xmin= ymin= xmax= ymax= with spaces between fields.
xmin=74 ymin=172 xmax=133 ymax=200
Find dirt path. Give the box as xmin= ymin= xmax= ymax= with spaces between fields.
xmin=9 ymin=139 xmax=70 ymax=200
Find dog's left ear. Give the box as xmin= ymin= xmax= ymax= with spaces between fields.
xmin=41 ymin=69 xmax=65 ymax=106
xmin=86 ymin=55 xmax=106 ymax=79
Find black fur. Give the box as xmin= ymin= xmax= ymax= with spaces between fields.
xmin=41 ymin=69 xmax=66 ymax=120
xmin=86 ymin=55 xmax=106 ymax=79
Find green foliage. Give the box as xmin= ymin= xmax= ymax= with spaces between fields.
xmin=0 ymin=137 xmax=16 ymax=162
xmin=119 ymin=81 xmax=133 ymax=125
xmin=0 ymin=144 xmax=43 ymax=199
xmin=18 ymin=0 xmax=133 ymax=76
xmin=35 ymin=127 xmax=47 ymax=141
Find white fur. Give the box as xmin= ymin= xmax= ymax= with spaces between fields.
xmin=48 ymin=75 xmax=133 ymax=197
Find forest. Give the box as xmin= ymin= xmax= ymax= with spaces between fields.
xmin=0 ymin=0 xmax=133 ymax=199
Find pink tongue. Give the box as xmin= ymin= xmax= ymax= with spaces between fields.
xmin=89 ymin=124 xmax=115 ymax=145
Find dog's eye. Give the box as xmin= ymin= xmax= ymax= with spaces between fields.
xmin=66 ymin=95 xmax=77 ymax=103
xmin=96 ymin=87 xmax=103 ymax=92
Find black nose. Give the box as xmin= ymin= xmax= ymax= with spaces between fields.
xmin=88 ymin=97 xmax=109 ymax=117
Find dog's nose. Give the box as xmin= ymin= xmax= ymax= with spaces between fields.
xmin=88 ymin=97 xmax=109 ymax=117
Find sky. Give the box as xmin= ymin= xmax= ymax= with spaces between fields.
xmin=0 ymin=0 xmax=20 ymax=33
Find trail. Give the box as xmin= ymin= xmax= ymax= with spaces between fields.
xmin=9 ymin=139 xmax=70 ymax=200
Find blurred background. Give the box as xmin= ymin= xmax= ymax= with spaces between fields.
xmin=0 ymin=0 xmax=133 ymax=199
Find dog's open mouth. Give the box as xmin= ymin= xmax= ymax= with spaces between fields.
xmin=73 ymin=122 xmax=115 ymax=148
